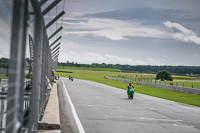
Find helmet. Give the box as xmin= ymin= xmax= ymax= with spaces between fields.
xmin=129 ymin=83 xmax=132 ymax=86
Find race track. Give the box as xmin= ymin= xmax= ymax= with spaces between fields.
xmin=57 ymin=77 xmax=200 ymax=133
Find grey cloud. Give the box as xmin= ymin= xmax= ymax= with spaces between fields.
xmin=80 ymin=7 xmax=200 ymax=26
xmin=164 ymin=21 xmax=200 ymax=45
xmin=180 ymin=17 xmax=200 ymax=22
xmin=65 ymin=28 xmax=102 ymax=32
xmin=63 ymin=19 xmax=88 ymax=23
xmin=61 ymin=34 xmax=200 ymax=65
xmin=80 ymin=7 xmax=181 ymax=21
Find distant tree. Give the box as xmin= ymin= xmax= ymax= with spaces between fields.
xmin=156 ymin=70 xmax=173 ymax=81
xmin=0 ymin=58 xmax=9 ymax=63
xmin=75 ymin=62 xmax=80 ymax=67
xmin=145 ymin=70 xmax=151 ymax=73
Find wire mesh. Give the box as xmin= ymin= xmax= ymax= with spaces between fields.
xmin=0 ymin=0 xmax=13 ymax=132
xmin=0 ymin=0 xmax=65 ymax=132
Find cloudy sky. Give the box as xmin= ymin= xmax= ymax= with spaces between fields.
xmin=0 ymin=0 xmax=200 ymax=66
xmin=53 ymin=0 xmax=200 ymax=66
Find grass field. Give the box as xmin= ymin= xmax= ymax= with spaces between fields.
xmin=57 ymin=66 xmax=122 ymax=72
xmin=117 ymin=73 xmax=196 ymax=80
xmin=1 ymin=73 xmax=8 ymax=79
xmin=116 ymin=77 xmax=200 ymax=89
xmin=113 ymin=71 xmax=200 ymax=89
xmin=56 ymin=68 xmax=200 ymax=107
xmin=58 ymin=66 xmax=197 ymax=80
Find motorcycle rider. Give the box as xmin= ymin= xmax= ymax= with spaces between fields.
xmin=127 ymin=82 xmax=134 ymax=94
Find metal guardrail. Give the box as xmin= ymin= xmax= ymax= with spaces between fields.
xmin=0 ymin=91 xmax=6 ymax=132
xmin=137 ymin=81 xmax=200 ymax=95
xmin=0 ymin=81 xmax=32 ymax=132
xmin=0 ymin=80 xmax=52 ymax=132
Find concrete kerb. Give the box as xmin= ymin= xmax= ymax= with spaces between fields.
xmin=38 ymin=82 xmax=61 ymax=133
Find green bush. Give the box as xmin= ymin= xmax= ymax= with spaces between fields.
xmin=156 ymin=70 xmax=173 ymax=81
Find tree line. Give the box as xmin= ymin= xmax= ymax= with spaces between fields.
xmin=1 ymin=58 xmax=199 ymax=74
xmin=0 ymin=58 xmax=31 ymax=69
xmin=58 ymin=61 xmax=200 ymax=74
xmin=0 ymin=58 xmax=9 ymax=68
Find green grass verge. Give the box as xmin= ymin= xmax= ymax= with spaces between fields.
xmin=1 ymin=73 xmax=8 ymax=79
xmin=56 ymin=69 xmax=200 ymax=107
xmin=134 ymin=84 xmax=200 ymax=107
xmin=58 ymin=66 xmax=197 ymax=80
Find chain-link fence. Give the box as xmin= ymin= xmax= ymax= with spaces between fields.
xmin=0 ymin=0 xmax=65 ymax=132
xmin=0 ymin=0 xmax=13 ymax=132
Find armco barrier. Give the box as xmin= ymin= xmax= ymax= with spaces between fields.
xmin=104 ymin=76 xmax=200 ymax=95
xmin=104 ymin=76 xmax=133 ymax=83
xmin=137 ymin=81 xmax=200 ymax=95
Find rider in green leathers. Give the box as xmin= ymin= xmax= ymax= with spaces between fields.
xmin=127 ymin=82 xmax=134 ymax=94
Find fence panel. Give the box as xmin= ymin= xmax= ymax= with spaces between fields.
xmin=0 ymin=0 xmax=64 ymax=132
xmin=0 ymin=0 xmax=13 ymax=132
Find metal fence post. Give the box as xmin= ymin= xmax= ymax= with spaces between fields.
xmin=28 ymin=1 xmax=43 ymax=132
xmin=6 ymin=0 xmax=28 ymax=132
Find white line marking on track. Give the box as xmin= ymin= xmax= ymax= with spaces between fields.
xmin=139 ymin=117 xmax=183 ymax=122
xmin=61 ymin=80 xmax=85 ymax=133
xmin=106 ymin=115 xmax=183 ymax=122
xmin=173 ymin=124 xmax=194 ymax=128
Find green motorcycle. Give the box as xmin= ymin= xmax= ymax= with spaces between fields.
xmin=128 ymin=87 xmax=135 ymax=99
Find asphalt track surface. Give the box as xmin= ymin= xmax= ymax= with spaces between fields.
xmin=58 ymin=77 xmax=200 ymax=133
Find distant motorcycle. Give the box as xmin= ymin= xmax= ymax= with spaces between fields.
xmin=128 ymin=87 xmax=135 ymax=99
xmin=69 ymin=76 xmax=73 ymax=81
